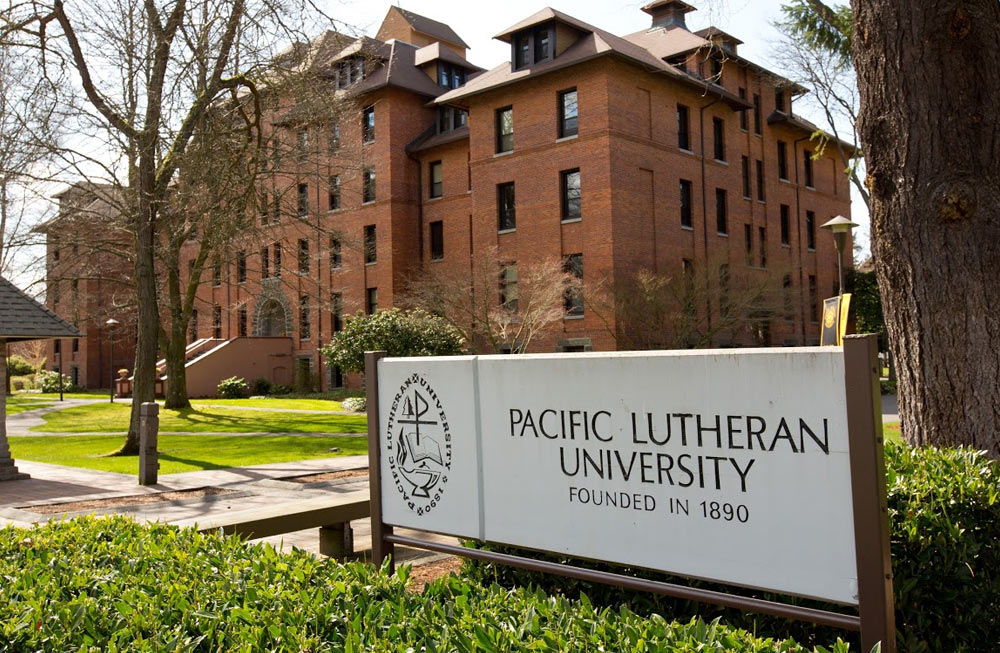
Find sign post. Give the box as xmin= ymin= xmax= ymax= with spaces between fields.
xmin=365 ymin=335 xmax=894 ymax=650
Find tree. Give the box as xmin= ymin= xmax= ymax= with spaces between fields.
xmin=3 ymin=1 xmax=347 ymax=452
xmin=796 ymin=0 xmax=1000 ymax=454
xmin=400 ymin=246 xmax=580 ymax=354
xmin=320 ymin=308 xmax=465 ymax=374
xmin=588 ymin=261 xmax=786 ymax=350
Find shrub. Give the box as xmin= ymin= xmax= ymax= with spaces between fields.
xmin=6 ymin=354 xmax=35 ymax=376
xmin=250 ymin=377 xmax=272 ymax=395
xmin=36 ymin=369 xmax=74 ymax=393
xmin=216 ymin=376 xmax=249 ymax=399
xmin=321 ymin=308 xmax=464 ymax=374
xmin=341 ymin=396 xmax=366 ymax=413
xmin=270 ymin=383 xmax=292 ymax=395
xmin=880 ymin=379 xmax=897 ymax=395
xmin=462 ymin=442 xmax=1000 ymax=652
xmin=10 ymin=375 xmax=36 ymax=391
xmin=0 ymin=517 xmax=849 ymax=651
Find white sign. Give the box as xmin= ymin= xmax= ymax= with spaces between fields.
xmin=377 ymin=348 xmax=859 ymax=605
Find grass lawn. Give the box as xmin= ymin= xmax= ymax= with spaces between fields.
xmin=5 ymin=395 xmax=54 ymax=415
xmin=190 ymin=397 xmax=348 ymax=411
xmin=8 ymin=434 xmax=367 ymax=474
xmin=884 ymin=421 xmax=902 ymax=443
xmin=15 ymin=390 xmax=112 ymax=399
xmin=31 ymin=403 xmax=367 ymax=434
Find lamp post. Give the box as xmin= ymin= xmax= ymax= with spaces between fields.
xmin=105 ymin=318 xmax=119 ymax=402
xmin=821 ymin=215 xmax=859 ymax=296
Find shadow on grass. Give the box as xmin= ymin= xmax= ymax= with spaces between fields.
xmin=158 ymin=452 xmax=227 ymax=471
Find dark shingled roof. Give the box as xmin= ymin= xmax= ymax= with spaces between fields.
xmin=0 ymin=276 xmax=80 ymax=342
xmin=391 ymin=7 xmax=470 ymax=49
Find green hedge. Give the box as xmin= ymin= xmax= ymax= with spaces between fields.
xmin=462 ymin=443 xmax=1000 ymax=652
xmin=0 ymin=517 xmax=851 ymax=652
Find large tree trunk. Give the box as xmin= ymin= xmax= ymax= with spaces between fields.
xmin=851 ymin=1 xmax=1000 ymax=455
xmin=163 ymin=320 xmax=191 ymax=410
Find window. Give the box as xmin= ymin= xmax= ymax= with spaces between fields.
xmin=271 ymin=191 xmax=280 ymax=222
xmin=804 ymin=150 xmax=814 ymax=188
xmin=712 ymin=117 xmax=725 ymax=161
xmin=775 ymin=89 xmax=787 ymax=113
xmin=437 ymin=61 xmax=466 ymax=89
xmin=54 ymin=339 xmax=60 ymax=354
xmin=273 ymin=242 xmax=282 ymax=277
xmin=564 ymin=253 xmax=583 ymax=316
xmin=363 ymin=166 xmax=376 ymax=203
xmin=806 ymin=210 xmax=816 ymax=250
xmin=296 ymin=128 xmax=309 ymax=162
xmin=437 ymin=106 xmax=467 ymax=133
xmin=512 ymin=24 xmax=553 ymax=70
xmin=189 ymin=309 xmax=198 ymax=342
xmin=716 ymin=188 xmax=728 ymax=234
xmin=366 ymin=287 xmax=378 ymax=315
xmin=809 ymin=275 xmax=819 ymax=322
xmin=261 ymin=246 xmax=269 ymax=278
xmin=430 ymin=221 xmax=444 ymax=260
xmin=298 ymin=238 xmax=310 ymax=274
xmin=558 ymin=88 xmax=578 ymax=138
xmin=429 ymin=160 xmax=443 ymax=198
xmin=679 ymin=179 xmax=693 ymax=228
xmin=710 ymin=57 xmax=723 ymax=84
xmin=777 ymin=141 xmax=788 ymax=180
xmin=212 ymin=259 xmax=221 ymax=286
xmin=677 ymin=104 xmax=690 ymax=150
xmin=335 ymin=56 xmax=365 ymax=89
xmin=364 ymin=225 xmax=376 ymax=264
xmin=299 ymin=296 xmax=310 ymax=340
xmin=238 ymin=305 xmax=247 ymax=337
xmin=328 ymin=175 xmax=340 ymax=210
xmin=72 ymin=338 xmax=79 ymax=353
xmin=738 ymin=87 xmax=748 ymax=130
xmin=329 ymin=237 xmax=341 ymax=269
xmin=753 ymin=93 xmax=762 ymax=135
xmin=756 ymin=160 xmax=765 ymax=201
xmin=561 ymin=169 xmax=581 ymax=221
xmin=213 ymin=306 xmax=222 ymax=339
xmin=53 ymin=248 xmax=60 ymax=263
xmin=719 ymin=264 xmax=731 ymax=317
xmin=741 ymin=156 xmax=751 ymax=198
xmin=780 ymin=204 xmax=791 ymax=245
xmin=759 ymin=226 xmax=767 ymax=268
xmin=744 ymin=224 xmax=753 ymax=264
xmin=328 ymin=124 xmax=340 ymax=153
xmin=362 ymin=106 xmax=375 ymax=144
xmin=496 ymin=106 xmax=513 ymax=153
xmin=783 ymin=274 xmax=794 ymax=320
xmin=331 ymin=293 xmax=343 ymax=332
xmin=260 ymin=194 xmax=268 ymax=225
xmin=293 ymin=184 xmax=306 ymax=217
xmin=499 ymin=264 xmax=518 ymax=311
xmin=497 ymin=182 xmax=516 ymax=231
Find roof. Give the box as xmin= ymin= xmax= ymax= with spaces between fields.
xmin=439 ymin=12 xmax=749 ymax=110
xmin=352 ymin=39 xmax=448 ymax=99
xmin=383 ymin=6 xmax=470 ymax=49
xmin=413 ymin=42 xmax=483 ymax=71
xmin=695 ymin=26 xmax=744 ymax=46
xmin=407 ymin=124 xmax=469 ymax=153
xmin=642 ymin=0 xmax=696 ymax=13
xmin=767 ymin=110 xmax=858 ymax=157
xmin=0 ymin=276 xmax=80 ymax=342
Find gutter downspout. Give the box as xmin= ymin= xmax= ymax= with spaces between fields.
xmin=405 ymin=149 xmax=425 ymax=269
xmin=792 ymin=134 xmax=809 ymax=343
xmin=698 ymin=98 xmax=720 ymax=339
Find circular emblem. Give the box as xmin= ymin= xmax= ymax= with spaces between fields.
xmin=824 ymin=304 xmax=837 ymax=328
xmin=385 ymin=374 xmax=451 ymax=516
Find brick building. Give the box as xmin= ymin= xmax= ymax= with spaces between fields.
xmin=43 ymin=2 xmax=852 ymax=393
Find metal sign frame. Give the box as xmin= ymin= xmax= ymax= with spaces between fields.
xmin=365 ymin=334 xmax=895 ymax=652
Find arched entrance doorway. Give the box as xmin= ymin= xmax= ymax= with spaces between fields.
xmin=257 ymin=299 xmax=288 ymax=337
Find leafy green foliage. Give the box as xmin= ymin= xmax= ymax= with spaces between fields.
xmin=321 ymin=308 xmax=465 ymax=373
xmin=5 ymin=354 xmax=36 ymax=376
xmin=341 ymin=396 xmax=366 ymax=413
xmin=0 ymin=517 xmax=849 ymax=651
xmin=846 ymin=269 xmax=885 ymax=347
xmin=779 ymin=0 xmax=853 ymax=62
xmin=463 ymin=443 xmax=1000 ymax=651
xmin=249 ymin=377 xmax=272 ymax=396
xmin=36 ymin=369 xmax=75 ymax=393
xmin=216 ymin=376 xmax=249 ymax=399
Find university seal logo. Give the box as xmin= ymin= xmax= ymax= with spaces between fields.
xmin=385 ymin=374 xmax=452 ymax=516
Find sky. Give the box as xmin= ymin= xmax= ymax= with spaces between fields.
xmin=330 ymin=0 xmax=870 ymax=255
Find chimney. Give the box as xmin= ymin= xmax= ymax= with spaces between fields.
xmin=642 ymin=0 xmax=696 ymax=31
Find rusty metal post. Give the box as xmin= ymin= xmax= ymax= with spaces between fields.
xmin=365 ymin=350 xmax=393 ymax=571
xmin=138 ymin=401 xmax=159 ymax=486
xmin=844 ymin=334 xmax=896 ymax=652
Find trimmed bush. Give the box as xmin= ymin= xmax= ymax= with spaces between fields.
xmin=341 ymin=396 xmax=366 ymax=413
xmin=6 ymin=354 xmax=36 ymax=376
xmin=36 ymin=369 xmax=74 ymax=393
xmin=462 ymin=442 xmax=1000 ymax=652
xmin=250 ymin=377 xmax=272 ymax=396
xmin=216 ymin=376 xmax=249 ymax=399
xmin=0 ymin=517 xmax=849 ymax=651
xmin=10 ymin=375 xmax=36 ymax=391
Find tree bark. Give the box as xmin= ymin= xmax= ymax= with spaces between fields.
xmin=851 ymin=0 xmax=1000 ymax=455
xmin=163 ymin=319 xmax=190 ymax=410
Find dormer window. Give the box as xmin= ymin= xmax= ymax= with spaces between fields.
xmin=437 ymin=106 xmax=467 ymax=134
xmin=335 ymin=56 xmax=366 ymax=90
xmin=437 ymin=62 xmax=466 ymax=89
xmin=512 ymin=23 xmax=554 ymax=71
xmin=775 ymin=89 xmax=787 ymax=114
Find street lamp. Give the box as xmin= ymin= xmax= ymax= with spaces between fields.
xmin=105 ymin=318 xmax=119 ymax=403
xmin=821 ymin=215 xmax=859 ymax=296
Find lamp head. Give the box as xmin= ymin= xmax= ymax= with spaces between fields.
xmin=105 ymin=318 xmax=120 ymax=328
xmin=820 ymin=215 xmax=858 ymax=234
